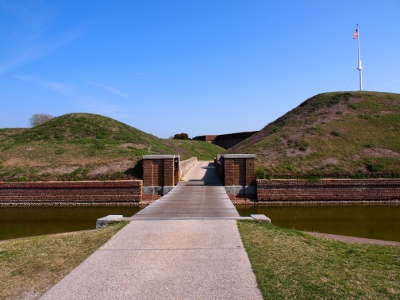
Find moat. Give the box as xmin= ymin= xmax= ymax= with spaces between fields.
xmin=1 ymin=204 xmax=399 ymax=242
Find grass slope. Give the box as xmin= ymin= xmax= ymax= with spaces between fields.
xmin=226 ymin=91 xmax=400 ymax=178
xmin=165 ymin=139 xmax=224 ymax=161
xmin=0 ymin=113 xmax=223 ymax=181
xmin=238 ymin=220 xmax=400 ymax=299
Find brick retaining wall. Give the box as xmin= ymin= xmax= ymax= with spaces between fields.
xmin=257 ymin=179 xmax=400 ymax=202
xmin=0 ymin=180 xmax=142 ymax=205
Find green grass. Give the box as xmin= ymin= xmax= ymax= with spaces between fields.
xmin=2 ymin=220 xmax=399 ymax=299
xmin=0 ymin=222 xmax=128 ymax=299
xmin=165 ymin=139 xmax=224 ymax=160
xmin=237 ymin=220 xmax=400 ymax=299
xmin=0 ymin=113 xmax=223 ymax=181
xmin=227 ymin=91 xmax=400 ymax=178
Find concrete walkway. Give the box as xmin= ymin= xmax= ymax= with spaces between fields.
xmin=41 ymin=162 xmax=263 ymax=299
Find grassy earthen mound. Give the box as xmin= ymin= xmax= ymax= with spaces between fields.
xmin=0 ymin=113 xmax=223 ymax=181
xmin=225 ymin=91 xmax=400 ymax=178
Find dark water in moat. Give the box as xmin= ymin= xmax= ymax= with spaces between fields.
xmin=1 ymin=205 xmax=399 ymax=242
xmin=0 ymin=206 xmax=142 ymax=241
xmin=236 ymin=205 xmax=400 ymax=242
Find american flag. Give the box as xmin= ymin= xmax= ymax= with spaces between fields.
xmin=353 ymin=29 xmax=358 ymax=39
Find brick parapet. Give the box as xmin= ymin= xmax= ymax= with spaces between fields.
xmin=257 ymin=179 xmax=400 ymax=201
xmin=0 ymin=180 xmax=142 ymax=204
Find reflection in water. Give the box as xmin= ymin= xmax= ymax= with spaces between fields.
xmin=235 ymin=205 xmax=400 ymax=242
xmin=0 ymin=206 xmax=142 ymax=241
xmin=1 ymin=205 xmax=400 ymax=242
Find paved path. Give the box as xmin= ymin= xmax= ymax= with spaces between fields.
xmin=41 ymin=162 xmax=263 ymax=299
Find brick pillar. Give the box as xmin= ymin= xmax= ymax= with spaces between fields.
xmin=142 ymin=155 xmax=179 ymax=198
xmin=223 ymin=155 xmax=255 ymax=185
xmin=222 ymin=154 xmax=256 ymax=201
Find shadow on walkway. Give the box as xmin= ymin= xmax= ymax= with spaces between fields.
xmin=184 ymin=162 xmax=221 ymax=184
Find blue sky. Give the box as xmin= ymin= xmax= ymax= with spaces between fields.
xmin=1 ymin=0 xmax=399 ymax=138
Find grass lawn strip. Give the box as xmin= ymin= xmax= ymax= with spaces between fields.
xmin=0 ymin=221 xmax=128 ymax=300
xmin=238 ymin=220 xmax=400 ymax=299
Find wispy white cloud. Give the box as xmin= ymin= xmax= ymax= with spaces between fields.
xmin=87 ymin=80 xmax=130 ymax=98
xmin=13 ymin=75 xmax=121 ymax=115
xmin=13 ymin=75 xmax=75 ymax=94
xmin=0 ymin=1 xmax=84 ymax=74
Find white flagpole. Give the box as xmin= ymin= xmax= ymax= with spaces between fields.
xmin=356 ymin=23 xmax=363 ymax=91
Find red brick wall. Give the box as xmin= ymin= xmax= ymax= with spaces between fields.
xmin=257 ymin=179 xmax=400 ymax=202
xmin=0 ymin=180 xmax=142 ymax=204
